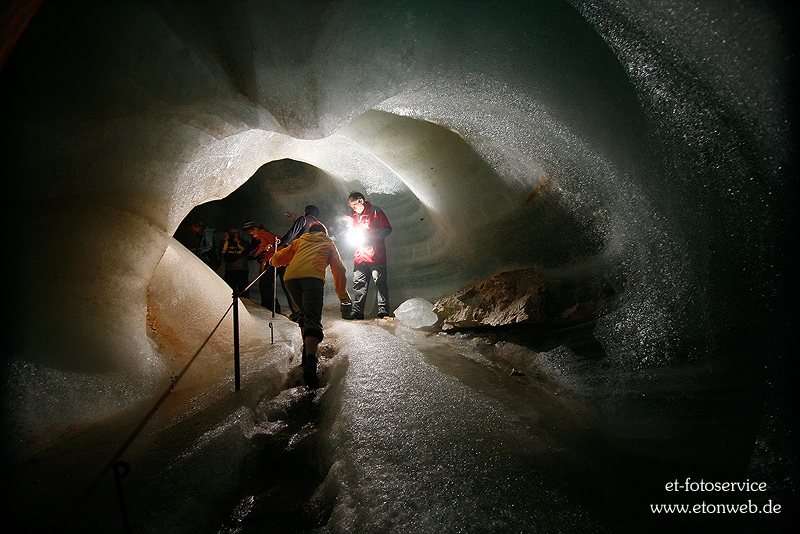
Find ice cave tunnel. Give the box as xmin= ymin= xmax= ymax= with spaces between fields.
xmin=1 ymin=1 xmax=796 ymax=533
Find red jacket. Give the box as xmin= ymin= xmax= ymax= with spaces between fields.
xmin=349 ymin=201 xmax=392 ymax=264
xmin=249 ymin=228 xmax=280 ymax=270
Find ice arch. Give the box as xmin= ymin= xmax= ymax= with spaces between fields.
xmin=1 ymin=1 xmax=794 ymax=527
xmin=5 ymin=0 xmax=655 ymax=378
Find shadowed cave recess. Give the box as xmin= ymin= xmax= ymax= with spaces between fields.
xmin=1 ymin=1 xmax=796 ymax=533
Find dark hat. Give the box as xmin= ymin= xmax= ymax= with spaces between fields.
xmin=242 ymin=221 xmax=261 ymax=230
xmin=304 ymin=205 xmax=320 ymax=218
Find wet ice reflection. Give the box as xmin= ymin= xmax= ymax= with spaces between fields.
xmin=313 ymin=318 xmax=603 ymax=533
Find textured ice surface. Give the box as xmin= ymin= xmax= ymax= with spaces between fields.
xmin=2 ymin=1 xmax=794 ymax=532
xmin=6 ymin=0 xmax=788 ymax=382
xmin=315 ymin=320 xmax=603 ymax=533
xmin=393 ymin=298 xmax=438 ymax=329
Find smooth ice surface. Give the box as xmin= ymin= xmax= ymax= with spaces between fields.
xmin=392 ymin=298 xmax=439 ymax=329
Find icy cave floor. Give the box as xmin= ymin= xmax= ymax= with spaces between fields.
xmin=3 ymin=307 xmax=794 ymax=534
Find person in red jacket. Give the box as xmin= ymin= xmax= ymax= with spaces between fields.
xmin=346 ymin=191 xmax=392 ymax=319
xmin=243 ymin=221 xmax=282 ymax=313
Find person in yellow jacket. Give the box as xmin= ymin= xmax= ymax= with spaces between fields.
xmin=270 ymin=222 xmax=351 ymax=388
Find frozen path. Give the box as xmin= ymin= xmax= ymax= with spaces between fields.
xmin=314 ymin=318 xmax=605 ymax=533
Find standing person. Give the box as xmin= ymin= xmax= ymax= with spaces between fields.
xmin=270 ymin=222 xmax=351 ymax=389
xmin=279 ymin=205 xmax=320 ymax=246
xmin=346 ymin=192 xmax=392 ymax=319
xmin=222 ymin=228 xmax=250 ymax=299
xmin=243 ymin=221 xmax=281 ymax=313
xmin=189 ymin=221 xmax=221 ymax=272
xmin=277 ymin=205 xmax=321 ymax=321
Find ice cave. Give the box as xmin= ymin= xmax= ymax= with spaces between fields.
xmin=1 ymin=1 xmax=796 ymax=533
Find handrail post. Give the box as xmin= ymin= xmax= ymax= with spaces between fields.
xmin=269 ymin=236 xmax=278 ymax=344
xmin=233 ymin=290 xmax=241 ymax=391
xmin=112 ymin=461 xmax=132 ymax=534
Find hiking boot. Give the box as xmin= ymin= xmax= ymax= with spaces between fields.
xmin=302 ymin=353 xmax=319 ymax=389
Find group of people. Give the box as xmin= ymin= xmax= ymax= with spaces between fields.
xmin=189 ymin=192 xmax=392 ymax=388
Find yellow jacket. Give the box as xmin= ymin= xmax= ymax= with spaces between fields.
xmin=270 ymin=232 xmax=351 ymax=302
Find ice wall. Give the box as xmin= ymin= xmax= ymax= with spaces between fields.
xmin=1 ymin=0 xmax=792 ymax=464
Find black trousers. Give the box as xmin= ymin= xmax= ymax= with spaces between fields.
xmin=284 ymin=277 xmax=325 ymax=341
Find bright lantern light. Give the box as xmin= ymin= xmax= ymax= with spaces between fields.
xmin=348 ymin=227 xmax=365 ymax=247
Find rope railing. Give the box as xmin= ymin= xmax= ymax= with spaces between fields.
xmin=232 ymin=248 xmax=278 ymax=389
xmin=59 ymin=246 xmax=281 ymax=533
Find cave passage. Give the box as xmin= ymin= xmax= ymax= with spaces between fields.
xmin=1 ymin=1 xmax=795 ymax=533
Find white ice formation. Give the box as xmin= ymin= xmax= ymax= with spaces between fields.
xmin=1 ymin=1 xmax=794 ymax=532
xmin=393 ymin=298 xmax=439 ymax=329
